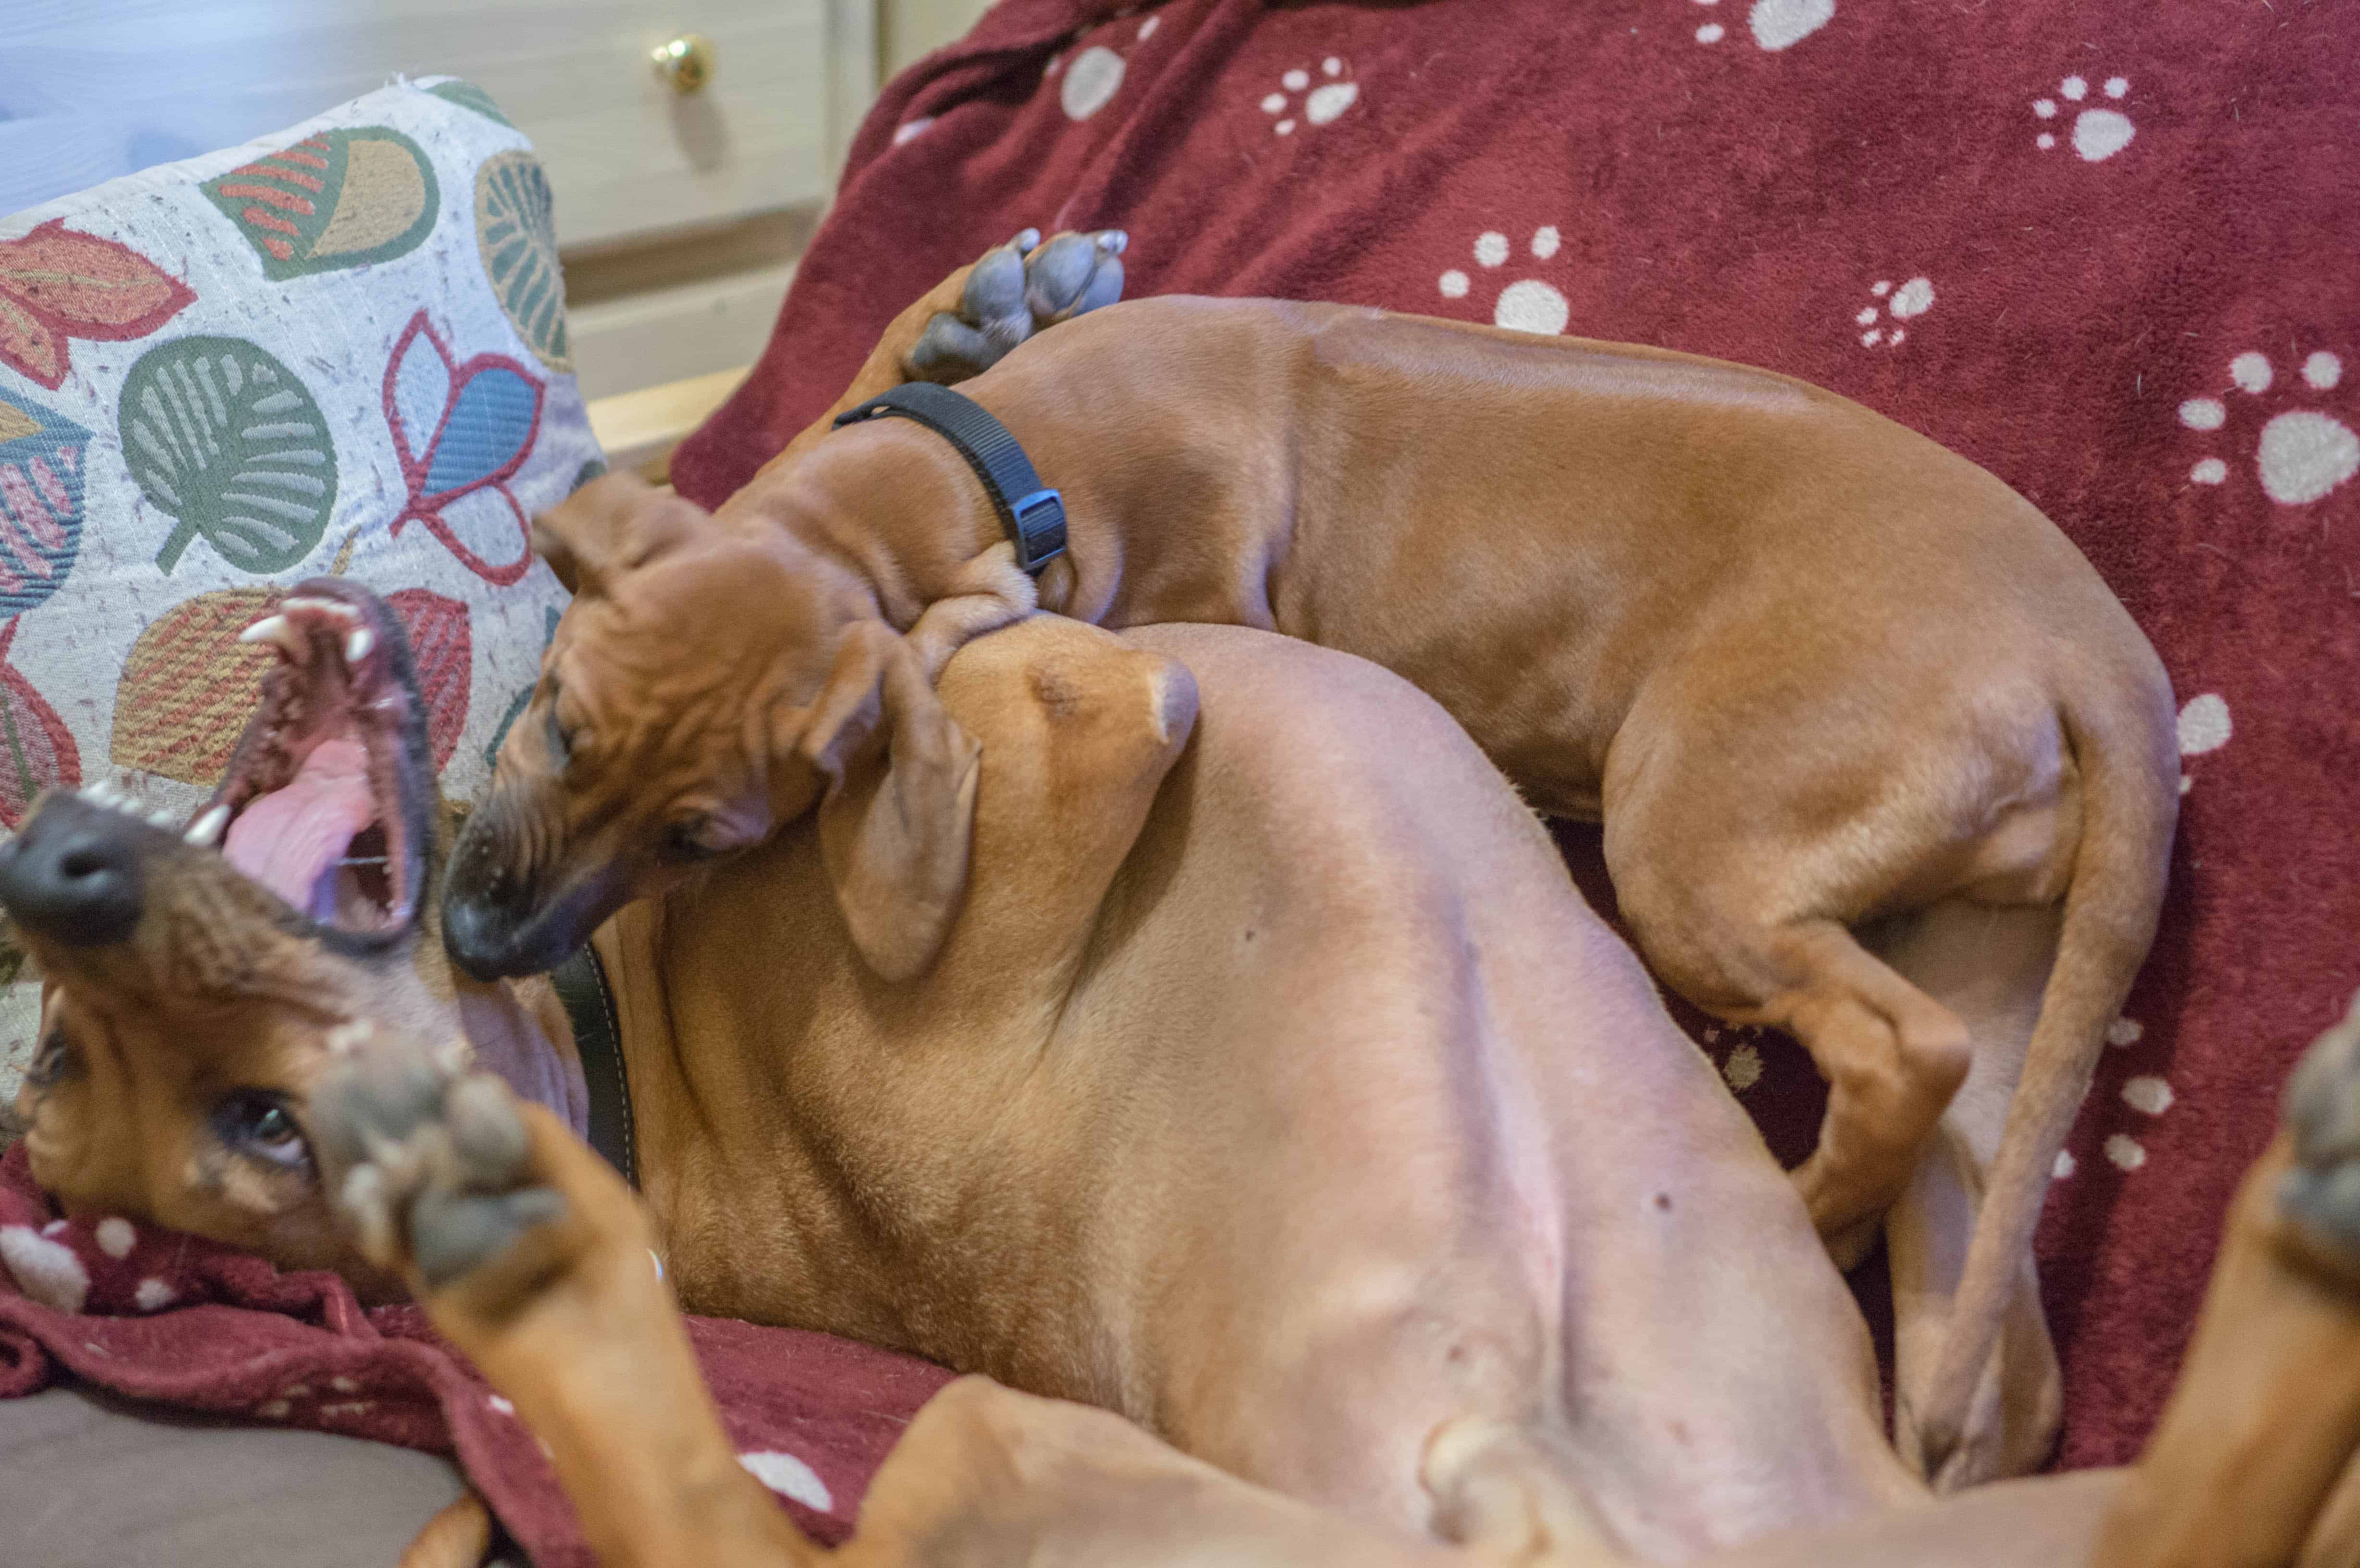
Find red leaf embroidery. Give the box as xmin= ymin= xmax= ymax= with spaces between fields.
xmin=0 ymin=220 xmax=197 ymax=391
xmin=385 ymin=588 xmax=473 ymax=771
xmin=0 ymin=617 xmax=83 ymax=827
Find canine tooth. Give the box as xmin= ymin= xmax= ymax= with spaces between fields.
xmin=345 ymin=628 xmax=373 ymax=664
xmin=283 ymin=596 xmax=359 ymax=625
xmin=185 ymin=805 xmax=230 ymax=847
xmin=238 ymin=615 xmax=304 ymax=654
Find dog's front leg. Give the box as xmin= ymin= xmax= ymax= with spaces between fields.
xmin=2091 ymin=993 xmax=2360 ymax=1567
xmin=757 ymin=229 xmax=1128 ymax=478
xmin=314 ymin=1026 xmax=821 ymax=1568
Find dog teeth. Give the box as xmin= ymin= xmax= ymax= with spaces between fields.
xmin=282 ymin=595 xmax=359 ymax=626
xmin=143 ymin=806 xmax=176 ymax=830
xmin=344 ymin=628 xmax=373 ymax=664
xmin=185 ymin=804 xmax=230 ymax=847
xmin=238 ymin=615 xmax=304 ymax=656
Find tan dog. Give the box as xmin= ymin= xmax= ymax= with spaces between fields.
xmin=303 ymin=989 xmax=2360 ymax=1568
xmin=9 ymin=583 xmax=1927 ymax=1561
xmin=9 ymin=583 xmax=2347 ymax=1567
xmin=444 ymin=240 xmax=2179 ymax=1486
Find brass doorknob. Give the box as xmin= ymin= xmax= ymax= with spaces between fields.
xmin=652 ymin=34 xmax=716 ymax=94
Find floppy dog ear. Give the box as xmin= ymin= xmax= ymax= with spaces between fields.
xmin=530 ymin=472 xmax=702 ymax=596
xmin=796 ymin=622 xmax=982 ymax=983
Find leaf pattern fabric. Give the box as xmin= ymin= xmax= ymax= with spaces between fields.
xmin=0 ymin=220 xmax=195 ymax=391
xmin=0 ymin=78 xmax=598 ymax=1116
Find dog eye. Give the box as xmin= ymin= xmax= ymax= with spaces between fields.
xmin=663 ymin=817 xmax=723 ymax=862
xmin=214 ymin=1092 xmax=312 ymax=1172
xmin=26 ymin=1025 xmax=74 ymax=1088
xmin=544 ymin=704 xmax=574 ymax=769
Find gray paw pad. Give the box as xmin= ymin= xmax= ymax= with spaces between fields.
xmin=907 ymin=228 xmax=1131 ymax=382
xmin=2280 ymin=991 xmax=2360 ymax=1256
xmin=1024 ymin=230 xmax=1126 ymax=323
xmin=411 ymin=1187 xmax=567 ymax=1290
xmin=314 ymin=1029 xmax=565 ymax=1288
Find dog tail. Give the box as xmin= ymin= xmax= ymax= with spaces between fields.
xmin=1913 ymin=668 xmax=2179 ymax=1483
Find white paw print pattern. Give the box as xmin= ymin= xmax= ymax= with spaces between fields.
xmin=1439 ymin=227 xmax=1570 ymax=336
xmin=741 ymin=1449 xmax=834 ymax=1510
xmin=1260 ymin=57 xmax=1358 ymax=135
xmin=2032 ymin=74 xmax=2136 ymax=162
xmin=1689 ymin=0 xmax=1837 ymax=51
xmin=2179 ymin=351 xmax=2357 ymax=505
xmin=1699 ymin=1022 xmax=1777 ymax=1095
xmin=2056 ymin=1015 xmax=2176 ymax=1177
xmin=2177 ymin=691 xmax=2230 ymax=796
xmin=1854 ymin=276 xmax=1934 ymax=349
xmin=1052 ymin=13 xmax=1161 ymax=122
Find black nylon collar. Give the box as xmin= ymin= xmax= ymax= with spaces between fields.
xmin=550 ymin=943 xmax=633 ymax=1188
xmin=832 ymin=382 xmax=1068 ymax=574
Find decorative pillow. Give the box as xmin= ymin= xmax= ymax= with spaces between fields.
xmin=0 ymin=79 xmax=598 ymax=1119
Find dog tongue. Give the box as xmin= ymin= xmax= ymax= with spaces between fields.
xmin=222 ymin=738 xmax=375 ymax=919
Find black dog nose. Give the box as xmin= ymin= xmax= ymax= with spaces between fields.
xmin=0 ymin=800 xmax=146 ymax=947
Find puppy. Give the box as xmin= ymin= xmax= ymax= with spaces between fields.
xmin=444 ymin=245 xmax=2178 ymax=1485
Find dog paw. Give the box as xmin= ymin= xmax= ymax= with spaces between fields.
xmin=2280 ymin=992 xmax=2360 ymax=1272
xmin=906 ymin=229 xmax=1127 ymax=382
xmin=312 ymin=1024 xmax=565 ymax=1292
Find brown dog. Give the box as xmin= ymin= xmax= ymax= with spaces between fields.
xmin=300 ymin=988 xmax=2360 ymax=1568
xmin=8 ymin=585 xmax=1922 ymax=1561
xmin=62 ymin=928 xmax=2360 ymax=1568
xmin=7 ymin=580 xmax=2344 ymax=1566
xmin=444 ymin=240 xmax=2178 ymax=1486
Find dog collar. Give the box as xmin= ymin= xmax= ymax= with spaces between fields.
xmin=551 ymin=943 xmax=635 ymax=1189
xmin=831 ymin=382 xmax=1068 ymax=575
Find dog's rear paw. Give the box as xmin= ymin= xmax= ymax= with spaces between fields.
xmin=2280 ymin=992 xmax=2360 ymax=1273
xmin=313 ymin=1024 xmax=565 ymax=1292
xmin=907 ymin=229 xmax=1127 ymax=383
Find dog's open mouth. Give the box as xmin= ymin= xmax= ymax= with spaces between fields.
xmin=186 ymin=582 xmax=432 ymax=939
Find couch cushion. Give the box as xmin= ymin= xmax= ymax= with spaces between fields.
xmin=0 ymin=78 xmax=597 ymax=1120
xmin=0 ymin=1382 xmax=481 ymax=1568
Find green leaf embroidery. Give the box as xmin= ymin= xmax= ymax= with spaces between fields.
xmin=119 ymin=337 xmax=339 ymax=574
xmin=475 ymin=150 xmax=570 ymax=370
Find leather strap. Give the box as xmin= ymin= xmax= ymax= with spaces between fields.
xmin=831 ymin=382 xmax=1068 ymax=574
xmin=550 ymin=944 xmax=634 ymax=1189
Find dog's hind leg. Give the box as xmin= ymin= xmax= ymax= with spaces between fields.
xmin=313 ymin=1025 xmax=822 ymax=1568
xmin=2092 ymin=992 xmax=2360 ymax=1567
xmin=1868 ymin=900 xmax=2066 ymax=1487
xmin=1604 ymin=819 xmax=1972 ymax=1270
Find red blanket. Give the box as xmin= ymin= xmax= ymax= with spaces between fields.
xmin=0 ymin=1144 xmax=950 ymax=1566
xmin=676 ymin=0 xmax=2360 ymax=1468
